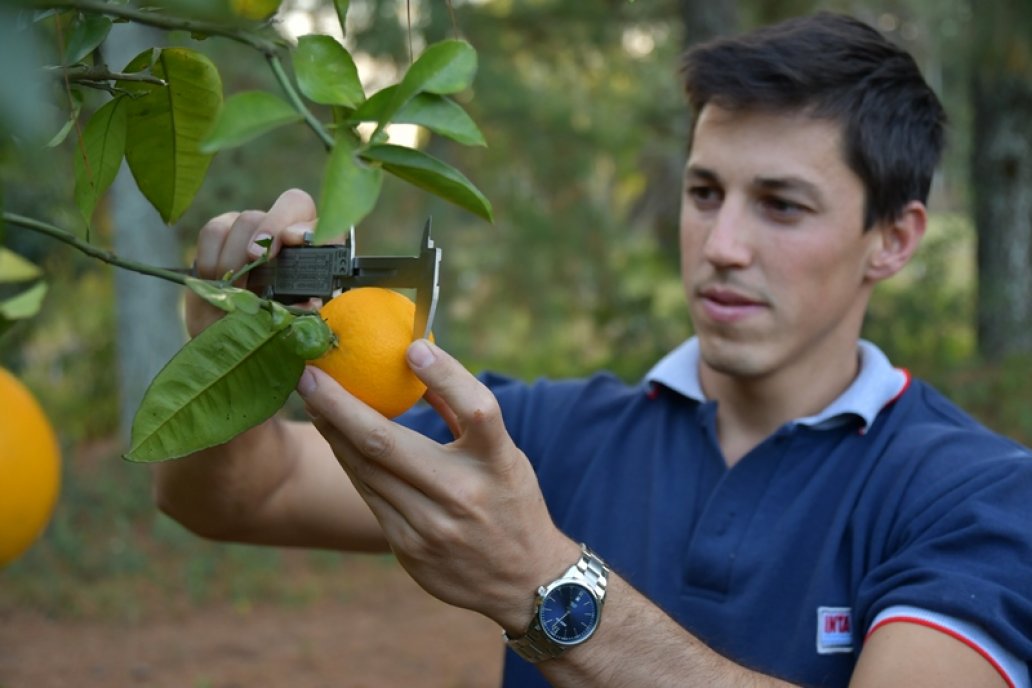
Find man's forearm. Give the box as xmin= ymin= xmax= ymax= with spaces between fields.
xmin=538 ymin=575 xmax=799 ymax=688
xmin=152 ymin=415 xmax=296 ymax=541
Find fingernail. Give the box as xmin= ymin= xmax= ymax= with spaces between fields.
xmin=297 ymin=367 xmax=317 ymax=396
xmin=407 ymin=339 xmax=435 ymax=369
xmin=248 ymin=232 xmax=272 ymax=258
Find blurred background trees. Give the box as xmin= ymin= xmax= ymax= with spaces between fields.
xmin=1 ymin=0 xmax=1030 ymax=616
xmin=4 ymin=0 xmax=1031 ymax=438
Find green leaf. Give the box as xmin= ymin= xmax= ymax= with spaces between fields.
xmin=361 ymin=143 xmax=492 ymax=222
xmin=375 ymin=40 xmax=477 ymax=131
xmin=228 ymin=0 xmax=283 ymax=21
xmin=45 ymin=90 xmax=83 ymax=148
xmin=185 ymin=277 xmax=263 ymax=314
xmin=125 ymin=308 xmax=304 ymax=462
xmin=63 ymin=13 xmax=112 ymax=65
xmin=121 ymin=47 xmax=223 ymax=224
xmin=74 ymin=95 xmax=128 ymax=223
xmin=354 ymin=89 xmax=485 ymax=147
xmin=294 ymin=35 xmax=364 ymax=108
xmin=0 ymin=249 xmax=43 ymax=283
xmin=315 ymin=137 xmax=383 ymax=242
xmin=0 ymin=281 xmax=48 ymax=336
xmin=333 ymin=0 xmax=349 ymax=37
xmin=200 ymin=90 xmax=302 ymax=153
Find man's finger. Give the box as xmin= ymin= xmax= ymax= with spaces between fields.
xmin=218 ymin=210 xmax=266 ymax=280
xmin=195 ymin=211 xmax=239 ymax=278
xmin=253 ymin=188 xmax=318 ymax=258
xmin=298 ymin=366 xmax=455 ymax=508
xmin=405 ymin=340 xmax=509 ymax=453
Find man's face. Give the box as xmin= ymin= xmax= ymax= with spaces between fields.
xmin=680 ymin=105 xmax=882 ymax=381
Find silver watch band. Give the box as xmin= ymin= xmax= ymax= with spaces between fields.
xmin=504 ymin=544 xmax=609 ymax=663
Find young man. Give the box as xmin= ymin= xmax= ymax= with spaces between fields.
xmin=156 ymin=12 xmax=1032 ymax=687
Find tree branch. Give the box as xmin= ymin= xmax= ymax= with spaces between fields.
xmin=3 ymin=212 xmax=313 ymax=316
xmin=4 ymin=212 xmax=192 ymax=286
xmin=57 ymin=64 xmax=168 ymax=86
xmin=27 ymin=0 xmax=286 ymax=55
xmin=266 ymin=54 xmax=335 ymax=151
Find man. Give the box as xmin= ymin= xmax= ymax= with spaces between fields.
xmin=156 ymin=12 xmax=1032 ymax=687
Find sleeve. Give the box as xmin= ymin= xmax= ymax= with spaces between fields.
xmin=854 ymin=428 xmax=1032 ymax=682
xmin=866 ymin=605 xmax=1030 ymax=688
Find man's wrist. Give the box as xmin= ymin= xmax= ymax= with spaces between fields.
xmin=503 ymin=543 xmax=610 ymax=663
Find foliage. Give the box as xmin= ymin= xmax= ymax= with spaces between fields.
xmin=0 ymin=0 xmax=492 ymax=462
xmin=863 ymin=213 xmax=977 ymax=375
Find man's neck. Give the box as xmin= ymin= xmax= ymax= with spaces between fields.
xmin=700 ymin=340 xmax=862 ymax=467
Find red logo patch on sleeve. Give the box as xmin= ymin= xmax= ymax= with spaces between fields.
xmin=817 ymin=607 xmax=853 ymax=654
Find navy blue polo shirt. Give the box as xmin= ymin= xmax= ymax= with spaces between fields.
xmin=400 ymin=338 xmax=1032 ymax=687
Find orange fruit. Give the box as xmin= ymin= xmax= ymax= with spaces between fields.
xmin=0 ymin=366 xmax=61 ymax=568
xmin=311 ymin=288 xmax=431 ymax=419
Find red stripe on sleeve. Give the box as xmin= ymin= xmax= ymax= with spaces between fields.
xmin=866 ymin=616 xmax=1015 ymax=688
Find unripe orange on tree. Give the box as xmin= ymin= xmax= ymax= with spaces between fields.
xmin=0 ymin=367 xmax=61 ymax=568
xmin=310 ymin=287 xmax=432 ymax=419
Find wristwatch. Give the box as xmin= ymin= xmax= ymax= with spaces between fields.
xmin=504 ymin=543 xmax=610 ymax=663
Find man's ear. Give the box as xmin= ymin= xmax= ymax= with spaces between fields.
xmin=865 ymin=201 xmax=927 ymax=282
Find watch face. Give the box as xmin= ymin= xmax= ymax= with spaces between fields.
xmin=538 ymin=582 xmax=600 ymax=645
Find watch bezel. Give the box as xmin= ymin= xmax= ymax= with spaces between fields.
xmin=536 ymin=579 xmax=602 ymax=646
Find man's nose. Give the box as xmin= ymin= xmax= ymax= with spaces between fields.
xmin=702 ymin=202 xmax=752 ymax=269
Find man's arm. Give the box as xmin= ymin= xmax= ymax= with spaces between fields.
xmin=153 ymin=188 xmax=387 ymax=553
xmin=153 ymin=416 xmax=386 ymax=551
xmin=295 ymin=338 xmax=1016 ymax=688
xmin=537 ymin=578 xmax=1010 ymax=687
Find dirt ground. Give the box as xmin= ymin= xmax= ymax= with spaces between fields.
xmin=0 ymin=558 xmax=504 ymax=688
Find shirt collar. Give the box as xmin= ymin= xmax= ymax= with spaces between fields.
xmin=643 ymin=337 xmax=909 ymax=430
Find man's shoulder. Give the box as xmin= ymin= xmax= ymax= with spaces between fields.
xmin=891 ymin=378 xmax=1031 ymax=456
xmin=867 ymin=378 xmax=1032 ymax=501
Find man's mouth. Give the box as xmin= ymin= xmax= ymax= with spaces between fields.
xmin=696 ymin=285 xmax=768 ymax=323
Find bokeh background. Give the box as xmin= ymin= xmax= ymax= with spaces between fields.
xmin=1 ymin=1 xmax=1030 ymax=686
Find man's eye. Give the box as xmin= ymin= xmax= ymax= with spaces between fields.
xmin=687 ymin=186 xmax=721 ymax=207
xmin=760 ymin=196 xmax=807 ymax=220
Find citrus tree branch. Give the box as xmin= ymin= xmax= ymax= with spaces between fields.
xmin=57 ymin=64 xmax=167 ymax=86
xmin=266 ymin=54 xmax=335 ymax=151
xmin=32 ymin=1 xmax=332 ymax=149
xmin=3 ymin=212 xmax=314 ymax=317
xmin=26 ymin=0 xmax=285 ymax=55
xmin=3 ymin=212 xmax=191 ymax=286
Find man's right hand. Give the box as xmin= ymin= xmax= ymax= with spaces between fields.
xmin=185 ymin=188 xmax=318 ymax=338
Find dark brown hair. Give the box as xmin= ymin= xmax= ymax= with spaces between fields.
xmin=683 ymin=12 xmax=947 ymax=228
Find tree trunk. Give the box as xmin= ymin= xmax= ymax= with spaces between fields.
xmin=631 ymin=0 xmax=738 ymax=262
xmin=972 ymin=76 xmax=1032 ymax=359
xmin=105 ymin=23 xmax=187 ymax=441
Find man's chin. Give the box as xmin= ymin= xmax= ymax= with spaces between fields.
xmin=696 ymin=336 xmax=772 ymax=380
